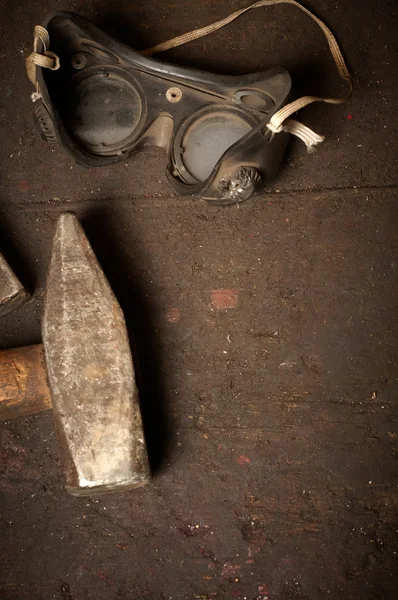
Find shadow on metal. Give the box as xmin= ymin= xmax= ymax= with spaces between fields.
xmin=82 ymin=206 xmax=171 ymax=475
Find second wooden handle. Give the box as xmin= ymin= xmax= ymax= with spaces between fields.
xmin=0 ymin=344 xmax=52 ymax=421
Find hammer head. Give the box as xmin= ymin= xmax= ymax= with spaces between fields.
xmin=42 ymin=213 xmax=150 ymax=496
xmin=0 ymin=253 xmax=29 ymax=317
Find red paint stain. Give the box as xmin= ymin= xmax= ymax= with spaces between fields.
xmin=165 ymin=307 xmax=180 ymax=323
xmin=347 ymin=113 xmax=353 ymax=120
xmin=237 ymin=455 xmax=250 ymax=465
xmin=258 ymin=583 xmax=270 ymax=598
xmin=211 ymin=288 xmax=238 ymax=309
xmin=18 ymin=180 xmax=30 ymax=192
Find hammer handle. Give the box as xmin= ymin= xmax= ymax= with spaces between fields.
xmin=0 ymin=344 xmax=52 ymax=420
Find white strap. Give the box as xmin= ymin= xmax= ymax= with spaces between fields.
xmin=267 ymin=94 xmax=346 ymax=149
xmin=280 ymin=119 xmax=324 ymax=150
xmin=26 ymin=25 xmax=60 ymax=98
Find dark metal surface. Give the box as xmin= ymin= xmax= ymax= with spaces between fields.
xmin=42 ymin=213 xmax=150 ymax=496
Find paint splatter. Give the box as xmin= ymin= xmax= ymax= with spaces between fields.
xmin=258 ymin=583 xmax=270 ymax=599
xmin=211 ymin=289 xmax=239 ymax=309
xmin=17 ymin=180 xmax=30 ymax=192
xmin=347 ymin=113 xmax=353 ymax=120
xmin=237 ymin=455 xmax=250 ymax=466
xmin=165 ymin=307 xmax=180 ymax=323
xmin=97 ymin=570 xmax=107 ymax=580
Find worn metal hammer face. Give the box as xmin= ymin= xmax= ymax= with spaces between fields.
xmin=42 ymin=213 xmax=150 ymax=496
xmin=0 ymin=252 xmax=29 ymax=317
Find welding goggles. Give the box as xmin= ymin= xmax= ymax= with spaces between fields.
xmin=26 ymin=4 xmax=350 ymax=205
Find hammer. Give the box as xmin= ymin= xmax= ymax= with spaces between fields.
xmin=0 ymin=214 xmax=150 ymax=496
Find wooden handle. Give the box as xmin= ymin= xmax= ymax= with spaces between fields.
xmin=0 ymin=344 xmax=52 ymax=420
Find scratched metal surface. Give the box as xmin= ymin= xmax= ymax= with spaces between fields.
xmin=0 ymin=1 xmax=397 ymax=599
xmin=42 ymin=214 xmax=150 ymax=495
